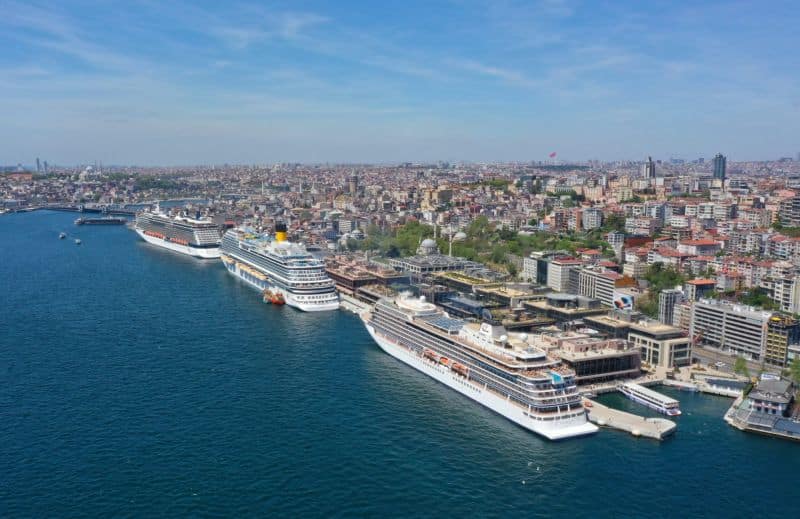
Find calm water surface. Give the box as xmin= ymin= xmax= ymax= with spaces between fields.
xmin=1 ymin=211 xmax=797 ymax=518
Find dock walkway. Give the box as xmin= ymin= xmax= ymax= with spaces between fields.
xmin=585 ymin=399 xmax=676 ymax=440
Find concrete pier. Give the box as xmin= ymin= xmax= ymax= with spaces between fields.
xmin=585 ymin=399 xmax=677 ymax=440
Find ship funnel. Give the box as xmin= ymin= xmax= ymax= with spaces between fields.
xmin=275 ymin=222 xmax=288 ymax=242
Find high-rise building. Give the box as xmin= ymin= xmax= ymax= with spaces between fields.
xmin=606 ymin=231 xmax=625 ymax=259
xmin=641 ymin=156 xmax=656 ymax=179
xmin=43 ymin=160 xmax=48 ymax=174
xmin=690 ymin=299 xmax=774 ymax=362
xmin=779 ymin=196 xmax=800 ymax=227
xmin=581 ymin=208 xmax=603 ymax=230
xmin=547 ymin=257 xmax=582 ymax=292
xmin=577 ymin=267 xmax=635 ymax=307
xmin=765 ymin=315 xmax=800 ymax=368
xmin=658 ymin=289 xmax=683 ymax=325
xmin=36 ymin=157 xmax=41 ymax=173
xmin=348 ymin=174 xmax=359 ymax=195
xmin=713 ymin=153 xmax=726 ymax=181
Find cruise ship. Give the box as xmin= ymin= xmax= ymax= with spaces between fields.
xmin=361 ymin=294 xmax=598 ymax=440
xmin=134 ymin=208 xmax=222 ymax=259
xmin=220 ymin=224 xmax=339 ymax=312
xmin=620 ymin=382 xmax=681 ymax=416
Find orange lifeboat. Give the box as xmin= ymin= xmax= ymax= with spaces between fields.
xmin=452 ymin=363 xmax=468 ymax=377
xmin=439 ymin=357 xmax=450 ymax=367
xmin=271 ymin=292 xmax=285 ymax=305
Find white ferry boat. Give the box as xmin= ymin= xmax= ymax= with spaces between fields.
xmin=134 ymin=208 xmax=221 ymax=259
xmin=619 ymin=382 xmax=681 ymax=416
xmin=361 ymin=293 xmax=598 ymax=440
xmin=220 ymin=224 xmax=339 ymax=312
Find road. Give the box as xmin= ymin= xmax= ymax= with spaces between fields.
xmin=692 ymin=347 xmax=770 ymax=375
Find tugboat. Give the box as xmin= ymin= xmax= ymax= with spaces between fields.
xmin=59 ymin=232 xmax=66 ymax=239
xmin=262 ymin=289 xmax=285 ymax=305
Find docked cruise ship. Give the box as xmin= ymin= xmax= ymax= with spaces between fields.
xmin=134 ymin=208 xmax=222 ymax=259
xmin=361 ymin=294 xmax=598 ymax=440
xmin=220 ymin=224 xmax=339 ymax=312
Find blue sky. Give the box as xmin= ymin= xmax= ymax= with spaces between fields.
xmin=1 ymin=0 xmax=798 ymax=165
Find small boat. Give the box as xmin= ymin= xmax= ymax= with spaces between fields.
xmin=59 ymin=232 xmax=66 ymax=239
xmin=74 ymin=239 xmax=82 ymax=245
xmin=262 ymin=289 xmax=285 ymax=305
xmin=439 ymin=357 xmax=450 ymax=366
xmin=619 ymin=382 xmax=681 ymax=416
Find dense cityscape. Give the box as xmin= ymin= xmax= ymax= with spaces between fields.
xmin=4 ymin=1 xmax=800 ymax=515
xmin=5 ymin=153 xmax=800 ymax=440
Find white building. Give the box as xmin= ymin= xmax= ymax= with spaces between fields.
xmin=690 ymin=299 xmax=772 ymax=361
xmin=581 ymin=208 xmax=603 ymax=230
xmin=547 ymin=258 xmax=582 ymax=293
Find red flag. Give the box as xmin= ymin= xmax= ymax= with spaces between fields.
xmin=549 ymin=152 xmax=557 ymax=158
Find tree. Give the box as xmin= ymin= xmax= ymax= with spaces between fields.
xmin=789 ymin=357 xmax=800 ymax=383
xmin=490 ymin=244 xmax=508 ymax=263
xmin=507 ymin=262 xmax=518 ymax=278
xmin=467 ymin=216 xmax=490 ymax=239
xmin=601 ymin=213 xmax=625 ymax=233
xmin=734 ymin=356 xmax=750 ymax=378
xmin=644 ymin=263 xmax=686 ymax=293
xmin=739 ymin=288 xmax=779 ymax=310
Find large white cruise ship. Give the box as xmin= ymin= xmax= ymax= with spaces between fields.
xmin=362 ymin=294 xmax=597 ymax=440
xmin=220 ymin=224 xmax=339 ymax=312
xmin=134 ymin=208 xmax=222 ymax=259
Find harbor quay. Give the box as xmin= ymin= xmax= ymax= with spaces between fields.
xmin=585 ymin=399 xmax=676 ymax=440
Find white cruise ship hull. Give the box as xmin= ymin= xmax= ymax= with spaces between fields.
xmin=223 ymin=260 xmax=339 ymax=312
xmin=364 ymin=322 xmax=598 ymax=440
xmin=135 ymin=229 xmax=221 ymax=259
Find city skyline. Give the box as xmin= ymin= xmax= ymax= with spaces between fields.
xmin=1 ymin=0 xmax=798 ymax=165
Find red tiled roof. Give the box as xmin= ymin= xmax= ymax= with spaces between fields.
xmin=687 ymin=278 xmax=716 ymax=286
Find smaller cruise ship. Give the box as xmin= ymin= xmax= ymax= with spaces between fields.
xmin=220 ymin=223 xmax=339 ymax=312
xmin=620 ymin=382 xmax=681 ymax=416
xmin=134 ymin=207 xmax=222 ymax=259
xmin=75 ymin=217 xmax=127 ymax=225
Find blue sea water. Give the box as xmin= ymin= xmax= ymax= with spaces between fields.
xmin=1 ymin=211 xmax=797 ymax=518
